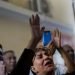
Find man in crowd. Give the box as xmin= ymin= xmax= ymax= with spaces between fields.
xmin=0 ymin=44 xmax=5 ymax=75
xmin=3 ymin=50 xmax=16 ymax=75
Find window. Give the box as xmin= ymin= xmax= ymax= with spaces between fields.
xmin=36 ymin=0 xmax=52 ymax=17
xmin=2 ymin=0 xmax=52 ymax=17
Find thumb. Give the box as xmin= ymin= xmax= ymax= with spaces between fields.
xmin=41 ymin=27 xmax=45 ymax=34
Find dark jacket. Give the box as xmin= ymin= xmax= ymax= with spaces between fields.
xmin=10 ymin=49 xmax=34 ymax=75
xmin=10 ymin=48 xmax=75 ymax=75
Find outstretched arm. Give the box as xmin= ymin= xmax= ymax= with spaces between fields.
xmin=27 ymin=14 xmax=44 ymax=50
xmin=48 ymin=29 xmax=61 ymax=55
xmin=10 ymin=14 xmax=44 ymax=75
xmin=57 ymin=47 xmax=75 ymax=73
xmin=53 ymin=29 xmax=75 ymax=73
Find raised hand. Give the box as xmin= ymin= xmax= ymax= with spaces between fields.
xmin=29 ymin=14 xmax=44 ymax=40
xmin=47 ymin=29 xmax=61 ymax=55
xmin=52 ymin=29 xmax=61 ymax=48
xmin=28 ymin=14 xmax=44 ymax=49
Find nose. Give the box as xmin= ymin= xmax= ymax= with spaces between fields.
xmin=10 ymin=58 xmax=16 ymax=64
xmin=43 ymin=55 xmax=52 ymax=60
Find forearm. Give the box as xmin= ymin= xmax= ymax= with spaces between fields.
xmin=48 ymin=42 xmax=56 ymax=55
xmin=27 ymin=38 xmax=40 ymax=50
xmin=57 ymin=47 xmax=75 ymax=73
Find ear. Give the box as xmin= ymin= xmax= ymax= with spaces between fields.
xmin=31 ymin=66 xmax=38 ymax=73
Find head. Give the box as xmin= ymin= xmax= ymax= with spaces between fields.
xmin=62 ymin=45 xmax=74 ymax=62
xmin=3 ymin=50 xmax=16 ymax=73
xmin=31 ymin=48 xmax=55 ymax=75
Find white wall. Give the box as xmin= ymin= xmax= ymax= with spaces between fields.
xmin=0 ymin=15 xmax=32 ymax=60
xmin=47 ymin=0 xmax=75 ymax=26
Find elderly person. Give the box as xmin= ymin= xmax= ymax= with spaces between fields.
xmin=3 ymin=50 xmax=16 ymax=75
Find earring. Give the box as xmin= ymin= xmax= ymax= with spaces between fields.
xmin=31 ymin=67 xmax=38 ymax=74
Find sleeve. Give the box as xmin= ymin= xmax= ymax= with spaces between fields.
xmin=10 ymin=48 xmax=35 ymax=75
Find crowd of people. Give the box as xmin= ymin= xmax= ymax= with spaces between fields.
xmin=0 ymin=14 xmax=75 ymax=75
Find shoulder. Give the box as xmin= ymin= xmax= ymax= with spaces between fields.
xmin=22 ymin=48 xmax=35 ymax=57
xmin=18 ymin=48 xmax=35 ymax=63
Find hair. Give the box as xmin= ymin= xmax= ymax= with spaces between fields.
xmin=62 ymin=44 xmax=74 ymax=62
xmin=3 ymin=50 xmax=15 ymax=55
xmin=34 ymin=47 xmax=52 ymax=56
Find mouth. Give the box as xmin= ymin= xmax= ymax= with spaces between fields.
xmin=44 ymin=60 xmax=53 ymax=67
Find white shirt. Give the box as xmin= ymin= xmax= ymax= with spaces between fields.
xmin=53 ymin=50 xmax=68 ymax=74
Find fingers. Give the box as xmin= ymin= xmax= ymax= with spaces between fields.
xmin=35 ymin=14 xmax=40 ymax=25
xmin=55 ymin=29 xmax=61 ymax=38
xmin=59 ymin=31 xmax=61 ymax=47
xmin=29 ymin=15 xmax=35 ymax=25
xmin=41 ymin=27 xmax=45 ymax=33
xmin=29 ymin=14 xmax=40 ymax=26
xmin=40 ymin=27 xmax=45 ymax=37
xmin=52 ymin=29 xmax=61 ymax=37
xmin=52 ymin=28 xmax=61 ymax=47
xmin=56 ymin=29 xmax=61 ymax=46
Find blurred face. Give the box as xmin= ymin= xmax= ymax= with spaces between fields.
xmin=4 ymin=52 xmax=16 ymax=73
xmin=32 ymin=49 xmax=54 ymax=74
xmin=63 ymin=46 xmax=74 ymax=62
xmin=0 ymin=61 xmax=5 ymax=75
